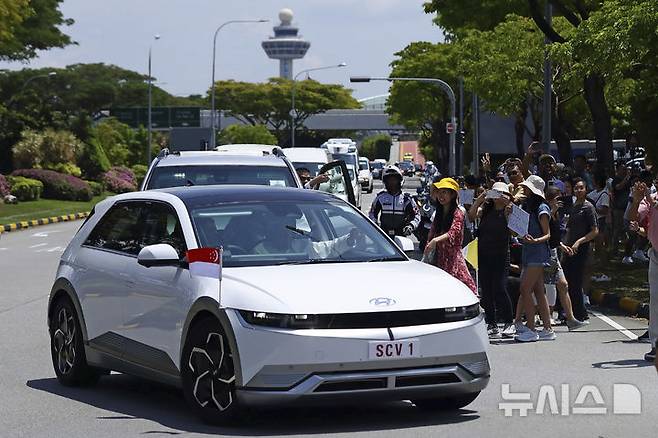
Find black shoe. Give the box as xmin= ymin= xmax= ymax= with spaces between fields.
xmin=644 ymin=348 xmax=656 ymax=362
xmin=638 ymin=331 xmax=651 ymax=343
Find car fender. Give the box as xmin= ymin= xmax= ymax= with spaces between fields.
xmin=180 ymin=297 xmax=244 ymax=386
xmin=48 ymin=278 xmax=88 ymax=342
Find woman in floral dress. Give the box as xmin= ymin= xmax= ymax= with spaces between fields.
xmin=425 ymin=177 xmax=477 ymax=294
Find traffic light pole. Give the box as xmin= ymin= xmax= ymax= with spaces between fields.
xmin=350 ymin=76 xmax=457 ymax=175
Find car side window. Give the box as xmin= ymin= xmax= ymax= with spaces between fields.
xmin=140 ymin=202 xmax=187 ymax=258
xmin=84 ymin=202 xmax=144 ymax=255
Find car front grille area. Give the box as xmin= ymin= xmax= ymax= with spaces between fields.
xmin=312 ymin=371 xmax=461 ymax=393
xmin=316 ymin=307 xmax=478 ymax=329
xmin=239 ymin=304 xmax=480 ymax=330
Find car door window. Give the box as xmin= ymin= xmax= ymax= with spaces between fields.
xmin=85 ymin=202 xmax=144 ymax=255
xmin=140 ymin=202 xmax=187 ymax=258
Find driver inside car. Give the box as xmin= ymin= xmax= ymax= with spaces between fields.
xmin=251 ymin=208 xmax=365 ymax=259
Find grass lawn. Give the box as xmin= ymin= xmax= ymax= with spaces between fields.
xmin=591 ymin=251 xmax=649 ymax=303
xmin=0 ymin=193 xmax=113 ymax=225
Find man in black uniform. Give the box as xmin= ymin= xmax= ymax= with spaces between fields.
xmin=369 ymin=165 xmax=420 ymax=237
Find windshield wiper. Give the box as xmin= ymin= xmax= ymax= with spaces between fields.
xmin=285 ymin=225 xmax=307 ymax=236
xmin=186 ymin=179 xmax=195 ymax=186
xmin=363 ymin=256 xmax=407 ymax=262
xmin=273 ymin=258 xmax=341 ymax=266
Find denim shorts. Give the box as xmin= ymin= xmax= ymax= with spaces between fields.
xmin=521 ymin=241 xmax=550 ymax=267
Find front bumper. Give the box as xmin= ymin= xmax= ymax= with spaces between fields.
xmin=227 ymin=311 xmax=490 ymax=405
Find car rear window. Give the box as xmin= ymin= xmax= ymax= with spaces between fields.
xmin=146 ymin=165 xmax=296 ymax=189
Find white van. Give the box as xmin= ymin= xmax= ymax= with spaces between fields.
xmin=321 ymin=139 xmax=362 ymax=208
xmin=282 ymin=147 xmax=331 ymax=176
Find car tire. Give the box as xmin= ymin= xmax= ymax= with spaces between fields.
xmin=181 ymin=317 xmax=240 ymax=425
xmin=49 ymin=297 xmax=102 ymax=387
xmin=413 ymin=391 xmax=481 ymax=411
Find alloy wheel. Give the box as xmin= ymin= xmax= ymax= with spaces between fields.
xmin=52 ymin=307 xmax=76 ymax=375
xmin=188 ymin=332 xmax=235 ymax=411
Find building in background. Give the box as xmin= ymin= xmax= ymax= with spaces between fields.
xmin=261 ymin=8 xmax=310 ymax=79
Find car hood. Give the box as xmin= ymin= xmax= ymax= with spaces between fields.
xmin=220 ymin=260 xmax=477 ymax=314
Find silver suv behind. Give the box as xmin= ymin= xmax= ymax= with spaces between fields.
xmin=141 ymin=147 xmax=302 ymax=190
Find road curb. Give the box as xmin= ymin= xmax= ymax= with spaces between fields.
xmin=0 ymin=212 xmax=89 ymax=234
xmin=591 ymin=288 xmax=647 ymax=318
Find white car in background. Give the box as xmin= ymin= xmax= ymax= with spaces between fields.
xmin=141 ymin=146 xmax=302 ymax=190
xmin=47 ymin=185 xmax=489 ymax=425
xmin=322 ymin=138 xmax=363 ymax=208
xmin=282 ymin=147 xmax=331 ymax=177
xmin=358 ymin=157 xmax=374 ymax=193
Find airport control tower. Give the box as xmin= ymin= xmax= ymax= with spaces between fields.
xmin=261 ymin=8 xmax=310 ymax=79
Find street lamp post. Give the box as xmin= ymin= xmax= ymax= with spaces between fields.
xmin=291 ymin=62 xmax=346 ymax=147
xmin=350 ymin=76 xmax=458 ymax=176
xmin=210 ymin=19 xmax=268 ymax=148
xmin=147 ymin=34 xmax=160 ymax=164
xmin=6 ymin=72 xmax=57 ymax=108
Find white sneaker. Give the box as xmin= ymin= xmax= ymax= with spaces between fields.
xmin=537 ymin=329 xmax=557 ymax=341
xmin=592 ymin=274 xmax=611 ymax=282
xmin=622 ymin=256 xmax=634 ymax=265
xmin=583 ymin=295 xmax=590 ymax=305
xmin=633 ymin=250 xmax=649 ymax=262
xmin=515 ymin=330 xmax=539 ymax=342
xmin=501 ymin=323 xmax=516 ymax=338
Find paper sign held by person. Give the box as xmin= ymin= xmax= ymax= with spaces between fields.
xmin=508 ymin=204 xmax=529 ymax=237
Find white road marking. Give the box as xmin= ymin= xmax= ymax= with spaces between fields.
xmin=32 ymin=230 xmax=62 ymax=238
xmin=591 ymin=310 xmax=639 ymax=341
xmin=0 ymin=247 xmax=8 ymax=251
xmin=29 ymin=243 xmax=48 ymax=249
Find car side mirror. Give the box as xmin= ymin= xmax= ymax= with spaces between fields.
xmin=394 ymin=236 xmax=415 ymax=254
xmin=137 ymin=244 xmax=181 ymax=267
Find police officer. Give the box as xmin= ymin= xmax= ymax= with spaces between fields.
xmin=369 ymin=165 xmax=420 ymax=237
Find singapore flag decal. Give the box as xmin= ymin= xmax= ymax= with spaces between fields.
xmin=187 ymin=247 xmax=223 ymax=280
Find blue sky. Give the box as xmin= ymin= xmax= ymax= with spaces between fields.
xmin=1 ymin=0 xmax=443 ymax=99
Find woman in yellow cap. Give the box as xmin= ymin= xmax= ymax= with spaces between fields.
xmin=425 ymin=177 xmax=476 ymax=294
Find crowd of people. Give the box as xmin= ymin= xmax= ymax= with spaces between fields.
xmin=365 ymin=144 xmax=656 ymax=362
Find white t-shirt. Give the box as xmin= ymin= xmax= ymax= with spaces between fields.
xmin=587 ymin=189 xmax=610 ymax=219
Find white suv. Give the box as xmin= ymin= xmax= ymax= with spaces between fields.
xmin=47 ymin=185 xmax=489 ymax=424
xmin=141 ymin=146 xmax=302 ymax=190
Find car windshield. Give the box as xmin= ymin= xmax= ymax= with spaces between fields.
xmin=371 ymin=162 xmax=384 ymax=169
xmin=331 ymin=153 xmax=357 ymax=168
xmin=190 ymin=200 xmax=405 ymax=267
xmin=147 ymin=165 xmax=296 ymax=189
xmin=291 ymin=162 xmax=324 ymax=176
xmin=358 ymin=161 xmax=369 ymax=170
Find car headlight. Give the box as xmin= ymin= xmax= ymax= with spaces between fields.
xmin=443 ymin=303 xmax=481 ymax=322
xmin=238 ymin=310 xmax=319 ymax=329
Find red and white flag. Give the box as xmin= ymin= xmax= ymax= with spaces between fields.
xmin=187 ymin=247 xmax=222 ymax=280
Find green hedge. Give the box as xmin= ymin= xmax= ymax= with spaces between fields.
xmin=7 ymin=176 xmax=44 ymax=201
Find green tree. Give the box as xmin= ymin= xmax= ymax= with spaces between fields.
xmin=212 ymin=78 xmax=359 ymax=145
xmin=90 ymin=118 xmax=146 ymax=167
xmin=78 ymin=137 xmax=110 ymax=179
xmin=0 ymin=0 xmax=72 ymax=61
xmin=218 ymin=124 xmax=277 ymax=146
xmin=458 ymin=15 xmax=585 ymax=162
xmin=424 ymin=0 xmax=618 ymax=169
xmin=360 ymin=134 xmax=392 ymax=160
xmin=386 ymin=42 xmax=460 ymax=173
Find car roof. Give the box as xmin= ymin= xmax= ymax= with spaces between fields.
xmin=154 ymin=151 xmax=288 ymax=167
xmin=282 ymin=147 xmax=330 ymax=162
xmin=154 ymin=185 xmax=339 ymax=207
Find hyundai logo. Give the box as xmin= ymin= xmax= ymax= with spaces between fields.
xmin=369 ymin=297 xmax=396 ymax=307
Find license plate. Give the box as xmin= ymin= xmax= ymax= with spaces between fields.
xmin=368 ymin=339 xmax=420 ymax=359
